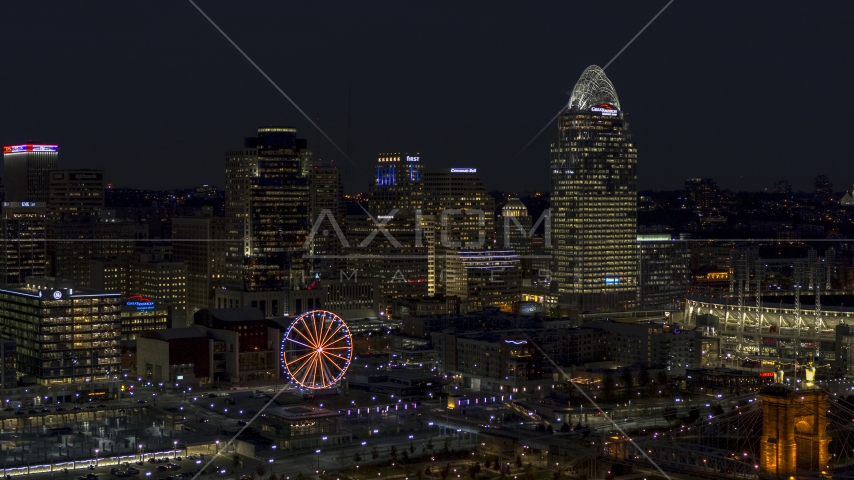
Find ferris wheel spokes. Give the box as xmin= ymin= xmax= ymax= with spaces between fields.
xmin=282 ymin=310 xmax=352 ymax=390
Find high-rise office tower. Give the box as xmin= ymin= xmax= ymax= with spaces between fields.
xmin=346 ymin=153 xmax=429 ymax=308
xmin=47 ymin=170 xmax=105 ymax=223
xmin=219 ymin=127 xmax=310 ymax=316
xmin=637 ymin=234 xmax=690 ymax=309
xmin=0 ymin=202 xmax=47 ymax=284
xmin=370 ymin=152 xmax=425 ymax=216
xmin=814 ymin=174 xmax=833 ymax=200
xmin=0 ymin=277 xmax=121 ymax=384
xmin=550 ymin=65 xmax=638 ymax=310
xmin=424 ymin=167 xmax=495 ymax=249
xmin=2 ymin=144 xmax=59 ymax=203
xmin=47 ymin=170 xmax=105 ymax=284
xmin=684 ymin=178 xmax=719 ymax=212
xmin=423 ymin=168 xmax=496 ymax=296
xmin=308 ymin=162 xmax=345 ymax=278
xmin=172 ymin=214 xmax=227 ymax=323
xmin=499 ymin=198 xmax=536 ymax=277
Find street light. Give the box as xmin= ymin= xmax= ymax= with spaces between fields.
xmin=174 ymin=440 xmax=178 ymax=458
xmin=95 ymin=449 xmax=99 ymax=466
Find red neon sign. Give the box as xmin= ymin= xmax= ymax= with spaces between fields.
xmin=758 ymin=372 xmax=774 ymax=378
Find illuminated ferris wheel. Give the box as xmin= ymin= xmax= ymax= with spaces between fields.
xmin=281 ymin=310 xmax=353 ymax=389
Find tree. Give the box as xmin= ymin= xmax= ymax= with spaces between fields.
xmin=560 ymin=422 xmax=570 ymax=432
xmin=524 ymin=463 xmax=535 ymax=480
xmin=426 ymin=438 xmax=434 ymax=453
xmin=662 ymin=407 xmax=678 ymax=426
xmin=574 ymin=422 xmax=582 ymax=431
xmin=269 ymin=474 xmax=278 ymax=480
xmin=232 ymin=454 xmax=241 ymax=468
xmin=546 ymin=424 xmax=553 ymax=433
xmin=711 ymin=404 xmax=724 ymax=416
xmin=686 ymin=407 xmax=700 ymax=423
xmin=602 ymin=371 xmax=615 ymax=403
xmin=493 ymin=458 xmax=501 ymax=471
xmin=353 ymin=452 xmax=362 ymax=464
xmin=485 ymin=458 xmax=491 ymax=470
xmin=620 ymin=367 xmax=633 ymax=397
xmin=296 ymin=473 xmax=305 ymax=480
xmin=467 ymin=462 xmax=481 ymax=480
xmin=402 ymin=450 xmax=409 ymax=463
xmin=439 ymin=464 xmax=451 ymax=480
xmin=657 ymin=370 xmax=669 ymax=391
xmin=389 ymin=445 xmax=398 ymax=461
xmin=425 ymin=466 xmax=432 ymax=477
xmin=256 ymin=464 xmax=266 ymax=478
xmin=515 ymin=456 xmax=523 ymax=469
xmin=553 ymin=471 xmax=561 ymax=480
xmin=636 ymin=366 xmax=651 ymax=394
xmin=409 ymin=441 xmax=416 ymax=455
xmin=371 ymin=447 xmax=379 ymax=460
xmin=442 ymin=439 xmax=450 ymax=456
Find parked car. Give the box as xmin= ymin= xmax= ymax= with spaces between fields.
xmin=198 ymin=418 xmax=209 ymax=423
xmin=110 ymin=468 xmax=120 ymax=474
xmin=157 ymin=466 xmax=167 ymax=472
xmin=3 ymin=407 xmax=14 ymax=412
xmin=126 ymin=468 xmax=140 ymax=475
xmin=137 ymin=400 xmax=147 ymax=404
xmin=14 ymin=411 xmax=23 ymax=415
xmin=56 ymin=407 xmax=66 ymax=411
xmin=236 ymin=420 xmax=247 ymax=426
xmin=207 ymin=393 xmax=218 ymax=398
xmin=28 ymin=409 xmax=38 ymax=414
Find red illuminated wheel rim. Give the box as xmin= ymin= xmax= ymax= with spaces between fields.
xmin=281 ymin=310 xmax=352 ymax=389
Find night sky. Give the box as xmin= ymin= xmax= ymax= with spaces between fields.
xmin=2 ymin=2 xmax=852 ymax=194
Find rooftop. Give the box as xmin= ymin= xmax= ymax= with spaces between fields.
xmin=208 ymin=307 xmax=266 ymax=322
xmin=266 ymin=404 xmax=338 ymax=420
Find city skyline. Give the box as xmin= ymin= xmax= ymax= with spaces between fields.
xmin=2 ymin=2 xmax=853 ymax=193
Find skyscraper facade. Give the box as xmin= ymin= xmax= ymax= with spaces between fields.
xmin=219 ymin=127 xmax=310 ymax=316
xmin=550 ymin=66 xmax=638 ymax=310
xmin=308 ymin=162 xmax=345 ymax=278
xmin=2 ymin=144 xmax=59 ymax=203
xmin=47 ymin=169 xmax=105 ymax=284
xmin=347 ymin=153 xmax=429 ymax=307
xmin=172 ymin=215 xmax=227 ymax=322
xmin=0 ymin=202 xmax=46 ymax=284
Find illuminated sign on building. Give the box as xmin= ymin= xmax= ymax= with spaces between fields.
xmin=589 ymin=104 xmax=618 ymax=116
xmin=20 ymin=202 xmax=37 ymax=207
xmin=504 ymin=339 xmax=527 ymax=345
xmin=758 ymin=372 xmax=775 ymax=378
xmin=450 ymin=168 xmax=477 ymax=173
xmin=52 ymin=291 xmax=63 ymax=300
xmin=3 ymin=144 xmax=59 ymax=153
xmin=126 ymin=295 xmax=155 ymax=311
xmin=406 ymin=156 xmax=420 ymax=162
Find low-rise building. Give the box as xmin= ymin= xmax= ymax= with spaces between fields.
xmin=259 ymin=405 xmax=348 ymax=449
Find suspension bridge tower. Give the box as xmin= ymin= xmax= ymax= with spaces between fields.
xmin=760 ymin=365 xmax=830 ymax=477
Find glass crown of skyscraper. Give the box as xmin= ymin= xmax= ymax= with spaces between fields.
xmin=568 ymin=65 xmax=621 ymax=110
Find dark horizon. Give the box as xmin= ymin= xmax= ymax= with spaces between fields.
xmin=2 ymin=2 xmax=853 ymax=194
